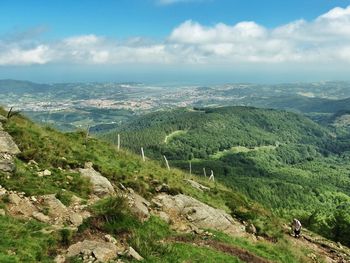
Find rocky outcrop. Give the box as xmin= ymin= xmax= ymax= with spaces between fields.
xmin=2 ymin=186 xmax=89 ymax=228
xmin=0 ymin=131 xmax=20 ymax=155
xmin=66 ymin=239 xmax=121 ymax=262
xmin=153 ymin=194 xmax=246 ymax=236
xmin=126 ymin=188 xmax=150 ymax=221
xmin=78 ymin=165 xmax=115 ymax=197
xmin=7 ymin=192 xmax=39 ymax=219
xmin=0 ymin=123 xmax=20 ymax=173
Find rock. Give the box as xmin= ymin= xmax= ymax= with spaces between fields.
xmin=127 ymin=247 xmax=143 ymax=261
xmin=104 ymin=234 xmax=118 ymax=244
xmin=43 ymin=169 xmax=51 ymax=176
xmin=7 ymin=193 xmax=38 ymax=219
xmin=128 ymin=192 xmax=150 ymax=221
xmin=184 ymin=179 xmax=210 ymax=192
xmin=245 ymin=223 xmax=257 ymax=235
xmin=0 ymin=208 xmax=6 ymax=216
xmin=69 ymin=213 xmax=83 ymax=226
xmin=0 ymin=122 xmax=3 ymax=131
xmin=8 ymin=193 xmax=21 ymax=205
xmin=37 ymin=169 xmax=52 ymax=177
xmin=78 ymin=167 xmax=115 ymax=197
xmin=158 ymin=211 xmax=170 ymax=224
xmin=0 ymin=187 xmax=6 ymax=197
xmin=154 ymin=194 xmax=246 ymax=236
xmin=0 ymin=131 xmax=20 ymax=155
xmin=40 ymin=194 xmax=68 ymax=224
xmin=155 ymin=183 xmax=169 ymax=193
xmin=54 ymin=255 xmax=66 ymax=263
xmin=66 ymin=240 xmax=118 ymax=262
xmin=84 ymin=162 xmax=94 ymax=169
xmin=28 ymin=160 xmax=38 ymax=166
xmin=32 ymin=212 xmax=50 ymax=223
xmin=0 ymin=153 xmax=15 ymax=173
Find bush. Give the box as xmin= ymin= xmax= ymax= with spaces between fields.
xmin=91 ymin=196 xmax=129 ymax=223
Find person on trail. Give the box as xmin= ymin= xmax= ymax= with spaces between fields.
xmin=292 ymin=218 xmax=302 ymax=238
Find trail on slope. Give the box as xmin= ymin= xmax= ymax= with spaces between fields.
xmin=169 ymin=236 xmax=272 ymax=263
xmin=284 ymin=228 xmax=350 ymax=263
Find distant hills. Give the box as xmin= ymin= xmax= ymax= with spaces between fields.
xmin=2 ymin=79 xmax=350 ymax=132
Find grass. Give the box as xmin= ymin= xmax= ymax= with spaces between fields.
xmin=211 ymin=231 xmax=311 ymax=263
xmin=0 ymin=216 xmax=56 ymax=263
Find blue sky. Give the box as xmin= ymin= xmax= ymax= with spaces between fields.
xmin=1 ymin=0 xmax=350 ymax=83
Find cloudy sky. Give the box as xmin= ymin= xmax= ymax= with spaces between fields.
xmin=1 ymin=0 xmax=350 ymax=83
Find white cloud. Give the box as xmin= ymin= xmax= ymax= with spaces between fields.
xmin=2 ymin=5 xmax=350 ymax=66
xmin=0 ymin=44 xmax=51 ymax=65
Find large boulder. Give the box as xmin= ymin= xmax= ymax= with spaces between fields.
xmin=127 ymin=189 xmax=150 ymax=221
xmin=78 ymin=167 xmax=115 ymax=197
xmin=0 ymin=131 xmax=20 ymax=155
xmin=66 ymin=239 xmax=119 ymax=262
xmin=153 ymin=194 xmax=246 ymax=236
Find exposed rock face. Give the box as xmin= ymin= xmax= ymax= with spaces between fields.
xmin=153 ymin=194 xmax=246 ymax=236
xmin=66 ymin=239 xmax=119 ymax=262
xmin=78 ymin=167 xmax=115 ymax=197
xmin=0 ymin=131 xmax=20 ymax=155
xmin=127 ymin=189 xmax=150 ymax=221
xmin=2 ymin=187 xmax=89 ymax=228
xmin=0 ymin=128 xmax=20 ymax=173
xmin=7 ymin=193 xmax=38 ymax=219
xmin=40 ymin=194 xmax=69 ymax=220
xmin=32 ymin=211 xmax=50 ymax=223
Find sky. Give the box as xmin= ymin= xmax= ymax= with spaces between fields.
xmin=1 ymin=0 xmax=350 ymax=84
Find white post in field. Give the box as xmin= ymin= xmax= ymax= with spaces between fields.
xmin=203 ymin=167 xmax=207 ymax=177
xmin=209 ymin=170 xmax=215 ymax=181
xmin=141 ymin=147 xmax=145 ymax=162
xmin=189 ymin=161 xmax=192 ymax=176
xmin=117 ymin=134 xmax=120 ymax=150
xmin=164 ymin=155 xmax=170 ymax=170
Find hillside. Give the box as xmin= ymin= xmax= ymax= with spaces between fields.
xmin=101 ymin=107 xmax=350 ymax=247
xmin=1 ymin=108 xmax=349 ymax=262
xmin=101 ymin=106 xmax=332 ymax=160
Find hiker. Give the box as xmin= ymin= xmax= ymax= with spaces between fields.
xmin=292 ymin=218 xmax=302 ymax=238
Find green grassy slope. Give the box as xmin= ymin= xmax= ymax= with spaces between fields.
xmin=0 ymin=108 xmax=320 ymax=262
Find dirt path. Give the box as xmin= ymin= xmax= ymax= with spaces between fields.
xmin=285 ymin=230 xmax=350 ymax=263
xmin=169 ymin=236 xmax=273 ymax=263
